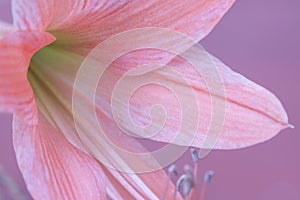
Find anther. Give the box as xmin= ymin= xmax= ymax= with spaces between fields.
xmin=182 ymin=176 xmax=193 ymax=198
xmin=200 ymin=170 xmax=215 ymax=200
xmin=184 ymin=165 xmax=194 ymax=177
xmin=178 ymin=166 xmax=196 ymax=199
xmin=161 ymin=165 xmax=178 ymax=200
xmin=190 ymin=148 xmax=199 ymax=163
xmin=204 ymin=170 xmax=214 ymax=183
xmin=168 ymin=164 xmax=178 ymax=177
xmin=176 ymin=174 xmax=186 ymax=191
xmin=190 ymin=149 xmax=199 ymax=200
xmin=176 ymin=174 xmax=194 ymax=199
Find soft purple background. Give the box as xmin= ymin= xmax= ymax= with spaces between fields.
xmin=0 ymin=0 xmax=299 ymax=199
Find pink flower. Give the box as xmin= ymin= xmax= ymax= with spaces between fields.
xmin=0 ymin=0 xmax=290 ymax=199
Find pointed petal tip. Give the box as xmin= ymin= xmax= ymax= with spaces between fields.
xmin=288 ymin=123 xmax=295 ymax=129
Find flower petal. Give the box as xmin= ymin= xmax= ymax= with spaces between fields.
xmin=0 ymin=31 xmax=54 ymax=115
xmin=13 ymin=0 xmax=235 ymax=46
xmin=28 ymin=47 xmax=181 ymax=200
xmin=107 ymin=48 xmax=289 ymax=149
xmin=13 ymin=112 xmax=107 ymax=200
xmin=0 ymin=21 xmax=13 ymax=39
xmin=206 ymin=55 xmax=288 ymax=149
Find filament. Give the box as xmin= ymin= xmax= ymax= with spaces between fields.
xmin=161 ymin=165 xmax=178 ymax=200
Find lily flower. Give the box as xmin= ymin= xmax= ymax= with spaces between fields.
xmin=0 ymin=0 xmax=290 ymax=199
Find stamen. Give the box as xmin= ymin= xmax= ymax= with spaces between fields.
xmin=167 ymin=152 xmax=215 ymax=200
xmin=204 ymin=170 xmax=214 ymax=184
xmin=168 ymin=164 xmax=178 ymax=177
xmin=172 ymin=185 xmax=178 ymax=200
xmin=200 ymin=170 xmax=215 ymax=200
xmin=172 ymin=173 xmax=186 ymax=200
xmin=190 ymin=149 xmax=199 ymax=178
xmin=175 ymin=167 xmax=196 ymax=200
xmin=190 ymin=149 xmax=199 ymax=200
xmin=182 ymin=176 xmax=193 ymax=198
xmin=191 ymin=148 xmax=199 ymax=163
xmin=184 ymin=165 xmax=194 ymax=177
xmin=176 ymin=174 xmax=186 ymax=192
xmin=161 ymin=165 xmax=178 ymax=200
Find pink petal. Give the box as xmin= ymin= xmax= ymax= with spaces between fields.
xmin=28 ymin=48 xmax=181 ymax=199
xmin=0 ymin=31 xmax=54 ymax=115
xmin=206 ymin=55 xmax=289 ymax=148
xmin=13 ymin=0 xmax=235 ymax=47
xmin=1 ymin=31 xmax=107 ymax=199
xmin=13 ymin=112 xmax=107 ymax=200
xmin=2 ymin=33 xmax=177 ymax=198
xmin=79 ymin=112 xmax=182 ymax=200
xmin=72 ymin=31 xmax=287 ymax=150
xmin=0 ymin=21 xmax=13 ymax=39
xmin=104 ymin=48 xmax=289 ymax=149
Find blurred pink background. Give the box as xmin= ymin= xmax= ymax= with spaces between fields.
xmin=0 ymin=0 xmax=299 ymax=199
